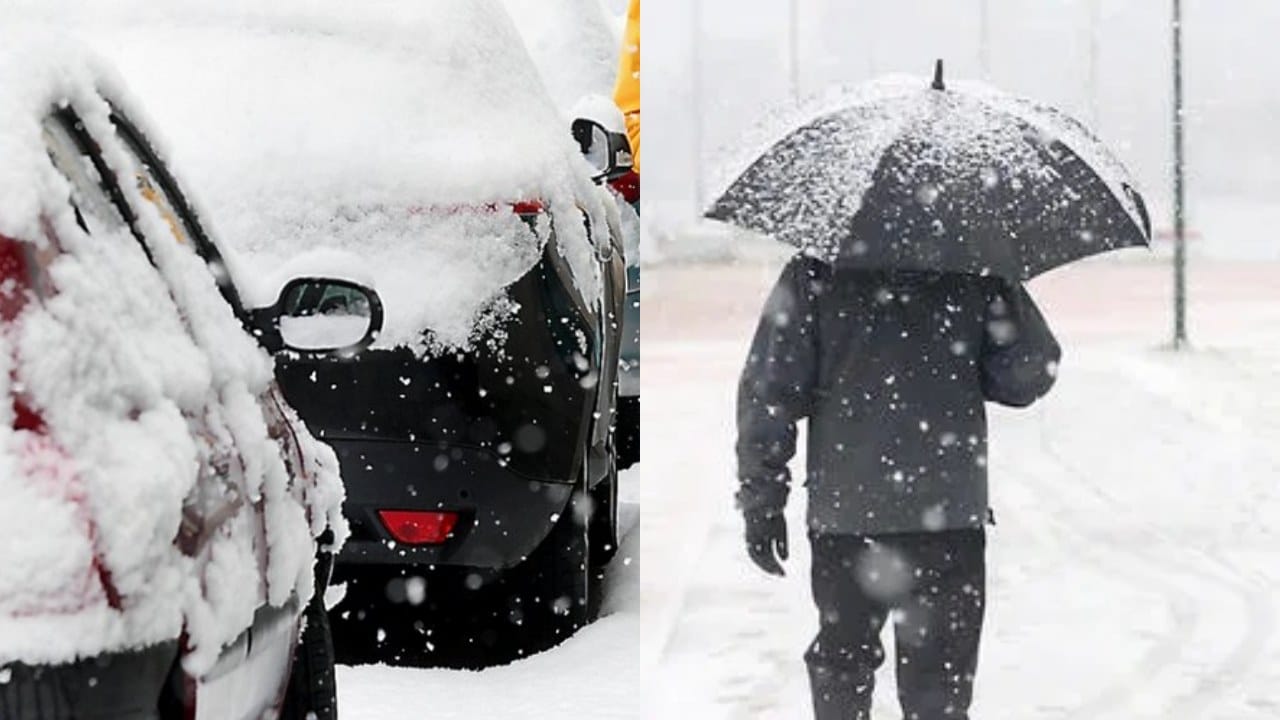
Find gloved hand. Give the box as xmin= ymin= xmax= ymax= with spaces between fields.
xmin=744 ymin=508 xmax=788 ymax=576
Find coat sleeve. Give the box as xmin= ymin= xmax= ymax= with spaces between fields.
xmin=735 ymin=257 xmax=821 ymax=514
xmin=979 ymin=282 xmax=1061 ymax=408
xmin=613 ymin=0 xmax=640 ymax=171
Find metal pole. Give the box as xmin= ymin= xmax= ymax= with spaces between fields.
xmin=788 ymin=0 xmax=801 ymax=103
xmin=978 ymin=0 xmax=991 ymax=79
xmin=1172 ymin=0 xmax=1188 ymax=348
xmin=692 ymin=0 xmax=705 ymax=213
xmin=1087 ymin=0 xmax=1100 ymax=127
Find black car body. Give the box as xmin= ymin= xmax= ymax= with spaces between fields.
xmin=280 ymin=205 xmax=625 ymax=604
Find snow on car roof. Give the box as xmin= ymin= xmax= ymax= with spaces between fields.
xmin=7 ymin=0 xmax=607 ymax=352
xmin=15 ymin=0 xmax=575 ymax=204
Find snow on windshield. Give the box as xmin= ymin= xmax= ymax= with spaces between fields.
xmin=0 ymin=41 xmax=343 ymax=670
xmin=8 ymin=0 xmax=607 ymax=352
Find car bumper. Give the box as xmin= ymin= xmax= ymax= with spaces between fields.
xmin=330 ymin=439 xmax=575 ymax=574
xmin=0 ymin=641 xmax=178 ymax=720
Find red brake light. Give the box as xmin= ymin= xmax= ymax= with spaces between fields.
xmin=377 ymin=510 xmax=459 ymax=545
xmin=13 ymin=398 xmax=45 ymax=433
xmin=511 ymin=200 xmax=545 ymax=216
xmin=608 ymin=170 xmax=639 ymax=205
xmin=0 ymin=233 xmax=31 ymax=322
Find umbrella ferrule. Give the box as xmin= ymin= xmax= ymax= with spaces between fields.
xmin=931 ymin=59 xmax=946 ymax=91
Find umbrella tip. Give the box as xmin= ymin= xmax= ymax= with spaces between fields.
xmin=931 ymin=59 xmax=946 ymax=90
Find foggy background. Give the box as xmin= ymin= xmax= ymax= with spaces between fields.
xmin=643 ymin=0 xmax=1280 ymax=260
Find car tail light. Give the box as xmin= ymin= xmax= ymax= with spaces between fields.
xmin=377 ymin=510 xmax=459 ymax=545
xmin=13 ymin=398 xmax=45 ymax=432
xmin=511 ymin=200 xmax=545 ymax=216
xmin=9 ymin=421 xmax=123 ymax=612
xmin=608 ymin=170 xmax=639 ymax=205
xmin=3 ymin=234 xmax=42 ymax=431
xmin=2 ymin=231 xmax=121 ymax=609
xmin=0 ymin=233 xmax=32 ymax=322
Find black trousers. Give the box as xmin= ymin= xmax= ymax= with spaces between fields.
xmin=806 ymin=529 xmax=986 ymax=720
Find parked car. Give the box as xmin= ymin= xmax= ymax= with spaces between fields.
xmin=505 ymin=0 xmax=642 ymax=469
xmin=0 ymin=46 xmax=381 ymax=719
xmin=48 ymin=1 xmax=628 ymax=662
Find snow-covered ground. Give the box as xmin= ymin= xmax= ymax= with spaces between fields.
xmin=337 ymin=468 xmax=640 ymax=719
xmin=643 ymin=255 xmax=1280 ymax=719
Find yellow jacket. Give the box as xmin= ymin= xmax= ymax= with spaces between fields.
xmin=613 ymin=0 xmax=640 ymax=172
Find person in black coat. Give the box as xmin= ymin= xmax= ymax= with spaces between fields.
xmin=737 ymin=254 xmax=1060 ymax=720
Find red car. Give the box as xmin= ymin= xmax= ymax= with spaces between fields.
xmin=0 ymin=50 xmax=381 ymax=719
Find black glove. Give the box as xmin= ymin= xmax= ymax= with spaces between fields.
xmin=744 ymin=508 xmax=788 ymax=577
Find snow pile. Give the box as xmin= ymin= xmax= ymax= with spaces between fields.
xmin=7 ymin=0 xmax=611 ymax=353
xmin=706 ymin=74 xmax=1148 ymax=268
xmin=0 ymin=41 xmax=343 ymax=670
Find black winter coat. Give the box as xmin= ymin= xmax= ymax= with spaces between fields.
xmin=736 ymin=255 xmax=1060 ymax=535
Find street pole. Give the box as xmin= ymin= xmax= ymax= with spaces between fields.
xmin=978 ymin=0 xmax=991 ymax=79
xmin=691 ymin=0 xmax=705 ymax=214
xmin=1087 ymin=0 xmax=1100 ymax=127
xmin=1172 ymin=0 xmax=1188 ymax=348
xmin=788 ymin=0 xmax=801 ymax=103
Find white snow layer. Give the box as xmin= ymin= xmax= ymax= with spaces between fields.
xmin=6 ymin=0 xmax=612 ymax=352
xmin=0 ymin=42 xmax=344 ymax=670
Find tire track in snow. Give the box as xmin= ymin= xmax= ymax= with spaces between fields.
xmin=1097 ymin=352 xmax=1279 ymax=719
xmin=1007 ymin=442 xmax=1201 ymax=720
xmin=1034 ymin=354 xmax=1278 ymax=719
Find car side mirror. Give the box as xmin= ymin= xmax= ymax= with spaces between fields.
xmin=251 ymin=277 xmax=383 ymax=358
xmin=572 ymin=118 xmax=633 ymax=183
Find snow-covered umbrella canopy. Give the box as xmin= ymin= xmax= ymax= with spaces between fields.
xmin=707 ymin=63 xmax=1152 ymax=280
xmin=8 ymin=0 xmax=608 ymax=354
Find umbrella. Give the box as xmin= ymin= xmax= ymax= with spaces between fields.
xmin=705 ymin=61 xmax=1151 ymax=280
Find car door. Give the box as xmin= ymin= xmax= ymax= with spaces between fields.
xmin=113 ymin=109 xmax=316 ymax=720
xmin=37 ymin=102 xmax=274 ymax=710
xmin=43 ymin=105 xmax=254 ymax=583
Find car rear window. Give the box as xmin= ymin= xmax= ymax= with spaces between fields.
xmin=42 ymin=115 xmax=127 ymax=239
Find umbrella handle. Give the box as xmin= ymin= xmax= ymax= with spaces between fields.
xmin=987 ymin=280 xmax=1029 ymax=348
xmin=1002 ymin=280 xmax=1026 ymax=317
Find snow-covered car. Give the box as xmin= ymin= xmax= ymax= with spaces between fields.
xmin=0 ymin=44 xmax=382 ymax=719
xmin=23 ymin=0 xmax=627 ymax=660
xmin=504 ymin=0 xmax=642 ymax=469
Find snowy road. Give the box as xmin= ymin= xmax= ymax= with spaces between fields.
xmin=643 ymin=258 xmax=1280 ymax=719
xmin=337 ymin=471 xmax=640 ymax=720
